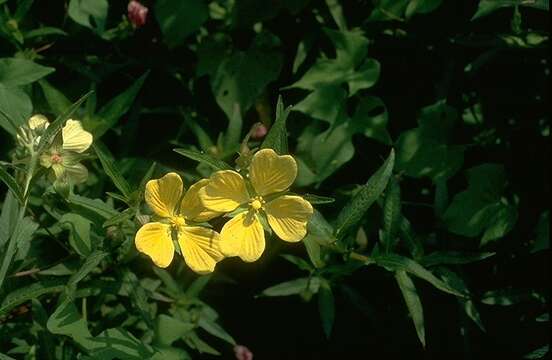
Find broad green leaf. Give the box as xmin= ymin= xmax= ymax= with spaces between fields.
xmin=155 ymin=0 xmax=208 ymax=47
xmin=420 ymin=251 xmax=495 ymax=267
xmin=382 ymin=177 xmax=401 ymax=252
xmin=0 ymin=191 xmax=19 ymax=247
xmin=47 ymin=299 xmax=91 ymax=339
xmin=523 ymin=345 xmax=549 ymax=359
xmin=60 ymin=213 xmax=93 ymax=256
xmin=185 ymin=332 xmax=220 ymax=355
xmin=37 ymin=91 xmax=93 ymax=153
xmin=155 ymin=315 xmax=194 ymax=346
xmin=67 ymin=194 xmax=119 ymax=223
xmin=395 ymin=270 xmax=425 ymax=347
xmin=0 ymin=279 xmax=65 ymax=316
xmin=174 ymin=148 xmax=232 ymax=171
xmin=261 ymin=96 xmax=290 ymax=154
xmin=307 ymin=209 xmax=335 ymax=241
xmin=395 ymin=101 xmax=464 ymax=181
xmin=443 ymin=164 xmax=517 ymax=244
xmin=198 ymin=317 xmax=236 ymax=345
xmin=261 ymin=277 xmax=321 ymax=297
xmin=208 ymin=33 xmax=283 ymax=120
xmin=223 ymin=103 xmax=243 ymax=154
xmin=325 ymin=0 xmax=347 ymax=29
xmin=84 ymin=328 xmax=154 ymax=358
xmin=0 ymin=58 xmax=55 ymax=87
xmin=38 ymin=80 xmax=72 ymax=116
xmin=373 ymin=254 xmax=466 ymax=297
xmin=0 ymin=84 xmax=32 ymax=135
xmin=67 ymin=250 xmax=107 ymax=287
xmin=94 ymin=143 xmax=132 ymax=199
xmin=293 ymin=86 xmax=347 ymax=124
xmin=0 ymin=166 xmax=24 ymax=204
xmin=68 ymin=0 xmax=108 ymax=33
xmin=318 ymin=279 xmax=335 ymax=338
xmin=335 ymin=149 xmax=395 ymax=238
xmin=152 ymin=268 xmax=181 ymax=296
xmin=88 ymin=72 xmax=148 ymax=138
xmin=472 ymin=0 xmax=549 ymax=20
xmin=405 ymin=0 xmax=443 ymax=19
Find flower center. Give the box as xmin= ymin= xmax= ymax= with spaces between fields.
xmin=51 ymin=153 xmax=62 ymax=164
xmin=170 ymin=216 xmax=186 ymax=227
xmin=249 ymin=196 xmax=264 ymax=211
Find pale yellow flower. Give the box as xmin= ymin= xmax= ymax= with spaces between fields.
xmin=199 ymin=149 xmax=313 ymax=262
xmin=135 ymin=173 xmax=224 ymax=273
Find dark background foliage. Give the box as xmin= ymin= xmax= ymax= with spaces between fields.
xmin=0 ymin=0 xmax=549 ymax=359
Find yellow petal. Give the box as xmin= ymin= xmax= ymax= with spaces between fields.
xmin=28 ymin=114 xmax=49 ymax=130
xmin=135 ymin=222 xmax=174 ymax=268
xmin=220 ymin=211 xmax=265 ymax=262
xmin=62 ymin=119 xmax=93 ymax=153
xmin=249 ymin=149 xmax=297 ymax=196
xmin=178 ymin=226 xmax=224 ymax=274
xmin=199 ymin=170 xmax=249 ymax=213
xmin=180 ymin=179 xmax=222 ymax=222
xmin=265 ymin=195 xmax=313 ymax=242
xmin=145 ymin=172 xmax=183 ymax=218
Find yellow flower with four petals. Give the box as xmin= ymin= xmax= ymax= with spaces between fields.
xmin=135 ymin=173 xmax=224 ymax=273
xmin=198 ymin=149 xmax=313 ymax=262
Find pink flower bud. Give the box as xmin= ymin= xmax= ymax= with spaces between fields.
xmin=234 ymin=345 xmax=253 ymax=360
xmin=128 ymin=1 xmax=148 ymax=28
xmin=250 ymin=122 xmax=268 ymax=140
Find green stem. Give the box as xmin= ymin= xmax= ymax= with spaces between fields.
xmin=0 ymin=151 xmax=38 ymax=292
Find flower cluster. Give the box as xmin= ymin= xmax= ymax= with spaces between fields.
xmin=134 ymin=149 xmax=314 ymax=273
xmin=18 ymin=115 xmax=93 ymax=189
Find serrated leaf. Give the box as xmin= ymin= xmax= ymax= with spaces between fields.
xmin=420 ymin=251 xmax=495 ymax=267
xmin=395 ymin=270 xmax=425 ymax=347
xmin=382 ymin=177 xmax=400 ymax=252
xmin=335 ymin=149 xmax=395 ymax=238
xmin=0 ymin=279 xmax=65 ymax=316
xmin=373 ymin=254 xmax=466 ymax=297
xmin=173 ymin=148 xmax=232 ymax=171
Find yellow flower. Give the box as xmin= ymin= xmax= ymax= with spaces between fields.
xmin=39 ymin=119 xmax=93 ymax=185
xmin=135 ymin=173 xmax=224 ymax=273
xmin=199 ymin=149 xmax=313 ymax=262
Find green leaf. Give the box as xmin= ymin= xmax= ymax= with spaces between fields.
xmin=395 ymin=270 xmax=425 ymax=347
xmin=68 ymin=0 xmax=108 ymax=33
xmin=420 ymin=251 xmax=495 ymax=267
xmin=173 ymin=148 xmax=233 ymax=171
xmin=67 ymin=194 xmax=119 ymax=223
xmin=382 ymin=177 xmax=401 ymax=252
xmin=47 ymin=299 xmax=92 ymax=339
xmin=524 ymin=345 xmax=549 ymax=359
xmin=223 ymin=103 xmax=243 ymax=154
xmin=307 ymin=209 xmax=335 ymax=242
xmin=480 ymin=289 xmax=544 ymax=305
xmin=261 ymin=96 xmax=290 ymax=154
xmin=185 ymin=274 xmax=212 ymax=298
xmin=0 ymin=166 xmax=24 ymax=204
xmin=208 ymin=33 xmax=283 ymax=120
xmin=94 ymin=142 xmax=132 ymax=199
xmin=261 ymin=277 xmax=321 ymax=297
xmin=531 ymin=211 xmax=549 ymax=253
xmin=280 ymin=254 xmax=313 ymax=272
xmin=88 ymin=72 xmax=148 ymax=139
xmin=0 ymin=191 xmax=19 ymax=248
xmin=373 ymin=254 xmax=466 ymax=297
xmin=24 ymin=27 xmax=67 ymax=40
xmin=302 ymin=194 xmax=335 ymax=205
xmin=335 ymin=149 xmax=395 ymax=238
xmin=198 ymin=317 xmax=236 ymax=345
xmin=0 ymin=84 xmax=32 ymax=135
xmin=293 ymin=86 xmax=347 ymax=124
xmin=395 ymin=101 xmax=464 ymax=181
xmin=443 ymin=164 xmax=517 ymax=244
xmin=37 ymin=91 xmax=93 ymax=154
xmin=318 ymin=279 xmax=335 ymax=338
xmin=155 ymin=0 xmax=208 ymax=48
xmin=0 ymin=58 xmax=55 ymax=87
xmin=303 ymin=235 xmax=325 ymax=268
xmin=155 ymin=315 xmax=194 ymax=346
xmin=472 ymin=0 xmax=548 ymax=20
xmin=38 ymin=80 xmax=72 ymax=116
xmin=0 ymin=279 xmax=65 ymax=316
xmin=405 ymin=0 xmax=443 ymax=19
xmin=84 ymin=328 xmax=154 ymax=358
xmin=67 ymin=250 xmax=107 ymax=287
xmin=60 ymin=213 xmax=93 ymax=256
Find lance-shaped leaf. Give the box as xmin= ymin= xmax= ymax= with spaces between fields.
xmin=318 ymin=278 xmax=335 ymax=338
xmin=395 ymin=270 xmax=425 ymax=348
xmin=173 ymin=148 xmax=233 ymax=171
xmin=262 ymin=96 xmax=290 ymax=154
xmin=94 ymin=142 xmax=132 ymax=199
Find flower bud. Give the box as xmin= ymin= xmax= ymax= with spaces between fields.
xmin=234 ymin=345 xmax=253 ymax=360
xmin=127 ymin=1 xmax=148 ymax=28
xmin=250 ymin=122 xmax=268 ymax=140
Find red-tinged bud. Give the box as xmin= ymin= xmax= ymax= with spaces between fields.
xmin=128 ymin=1 xmax=148 ymax=28
xmin=250 ymin=122 xmax=268 ymax=140
xmin=234 ymin=345 xmax=253 ymax=360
